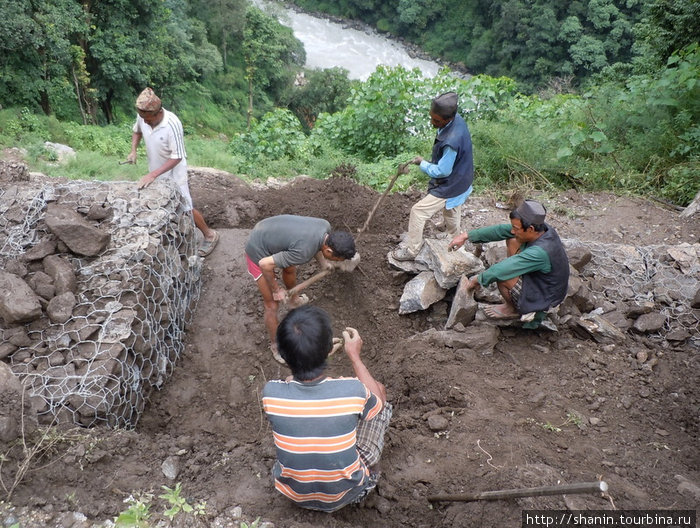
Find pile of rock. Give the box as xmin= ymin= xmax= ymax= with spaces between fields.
xmin=389 ymin=235 xmax=699 ymax=353
xmin=0 ymin=167 xmax=201 ymax=433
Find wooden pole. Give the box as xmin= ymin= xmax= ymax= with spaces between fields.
xmin=428 ymin=481 xmax=608 ymax=503
xmin=357 ymin=162 xmax=410 ymax=237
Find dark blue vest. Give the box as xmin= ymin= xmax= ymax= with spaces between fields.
xmin=427 ymin=113 xmax=474 ymax=199
xmin=518 ymin=225 xmax=569 ymax=313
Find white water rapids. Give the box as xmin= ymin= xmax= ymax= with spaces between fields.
xmin=252 ymin=0 xmax=441 ymax=80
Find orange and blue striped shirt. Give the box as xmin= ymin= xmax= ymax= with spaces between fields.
xmin=262 ymin=376 xmax=383 ymax=512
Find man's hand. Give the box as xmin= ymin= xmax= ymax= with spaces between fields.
xmin=126 ymin=151 xmax=137 ymax=164
xmin=466 ymin=275 xmax=480 ymax=291
xmin=448 ymin=232 xmax=469 ymax=251
xmin=342 ymin=327 xmax=362 ymax=361
xmin=137 ymin=173 xmax=158 ymax=190
xmin=411 ymin=156 xmax=423 ymax=165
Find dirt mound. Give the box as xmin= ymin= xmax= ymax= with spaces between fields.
xmin=1 ymin=171 xmax=698 ymax=527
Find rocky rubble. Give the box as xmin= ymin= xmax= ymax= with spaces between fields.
xmin=389 ymin=232 xmax=700 ymax=356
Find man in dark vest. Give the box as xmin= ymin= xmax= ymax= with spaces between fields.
xmin=448 ymin=200 xmax=569 ymax=321
xmin=392 ymin=91 xmax=474 ymax=261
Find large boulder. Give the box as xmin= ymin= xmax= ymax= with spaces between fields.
xmin=0 ymin=271 xmax=43 ymax=323
xmin=44 ymin=204 xmax=111 ymax=256
xmin=399 ymin=271 xmax=447 ymax=314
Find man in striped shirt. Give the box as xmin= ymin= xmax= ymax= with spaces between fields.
xmin=262 ymin=305 xmax=392 ymax=512
xmin=127 ymin=87 xmax=219 ymax=257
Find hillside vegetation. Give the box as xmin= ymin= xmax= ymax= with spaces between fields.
xmin=0 ymin=0 xmax=697 ymax=206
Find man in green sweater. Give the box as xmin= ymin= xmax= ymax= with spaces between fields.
xmin=448 ymin=200 xmax=569 ymax=320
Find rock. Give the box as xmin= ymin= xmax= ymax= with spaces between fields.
xmin=666 ymin=243 xmax=700 ymax=274
xmin=22 ymin=237 xmax=57 ymax=261
xmin=386 ymin=244 xmax=431 ymax=274
xmin=27 ymin=271 xmax=56 ymax=300
xmin=427 ymin=414 xmax=449 ymax=431
xmin=0 ymin=270 xmax=43 ymax=323
xmin=86 ymin=203 xmax=113 ymax=221
xmin=528 ymin=392 xmax=547 ymax=405
xmin=420 ymin=239 xmax=483 ymax=289
xmin=601 ymin=309 xmax=632 ymax=332
xmin=635 ymin=350 xmax=648 ymax=363
xmin=161 ymin=456 xmax=180 ymax=480
xmin=565 ymin=244 xmax=592 ymax=272
xmin=0 ymin=160 xmax=30 ymax=181
xmin=445 ymin=275 xmax=478 ymax=328
xmin=416 ymin=325 xmax=499 ymax=356
xmin=675 ymin=475 xmax=700 ymax=502
xmin=44 ymin=142 xmax=76 ymax=163
xmin=399 ymin=271 xmax=447 ymax=314
xmin=692 ymin=288 xmax=700 ymax=309
xmin=4 ymin=259 xmax=27 ymax=277
xmin=0 ymin=362 xmax=37 ymax=442
xmin=484 ymin=242 xmax=507 ymax=267
xmin=0 ymin=342 xmax=18 ymax=360
xmin=566 ymin=272 xmax=596 ymax=313
xmin=632 ymin=312 xmax=666 ymax=334
xmin=44 ymin=204 xmax=111 ymax=256
xmin=6 ymin=327 xmax=32 ymax=347
xmin=666 ymin=328 xmax=690 ymax=342
xmin=625 ymin=301 xmax=655 ymax=318
xmin=576 ymin=312 xmax=627 ymax=343
xmin=47 ymin=291 xmax=77 ymax=323
xmin=43 ymin=255 xmax=77 ymax=294
xmin=474 ymin=282 xmax=502 ymax=303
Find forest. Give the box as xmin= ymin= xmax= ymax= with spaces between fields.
xmin=0 ymin=0 xmax=697 ymax=205
xmin=288 ymin=0 xmax=698 ymax=91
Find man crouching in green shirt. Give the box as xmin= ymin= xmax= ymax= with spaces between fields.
xmin=448 ymin=200 xmax=569 ymax=320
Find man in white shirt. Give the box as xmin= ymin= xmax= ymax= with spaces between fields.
xmin=127 ymin=87 xmax=219 ymax=257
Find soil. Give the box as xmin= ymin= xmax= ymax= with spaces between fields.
xmin=2 ymin=168 xmax=699 ymax=528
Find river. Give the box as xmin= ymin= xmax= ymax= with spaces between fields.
xmin=251 ymin=0 xmax=441 ymax=80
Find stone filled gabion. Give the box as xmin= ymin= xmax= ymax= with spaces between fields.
xmin=0 ymin=176 xmax=201 ymax=428
xmin=563 ymin=239 xmax=700 ymax=343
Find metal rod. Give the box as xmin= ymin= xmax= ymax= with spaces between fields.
xmin=428 ymin=481 xmax=608 ymax=503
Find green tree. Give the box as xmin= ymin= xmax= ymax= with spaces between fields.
xmin=0 ymin=0 xmax=86 ymax=115
xmin=190 ymin=0 xmax=246 ymax=70
xmin=242 ymin=6 xmax=305 ymax=128
xmin=284 ymin=67 xmax=353 ymax=130
xmin=83 ymin=0 xmax=221 ymax=122
xmin=634 ymin=0 xmax=700 ymax=67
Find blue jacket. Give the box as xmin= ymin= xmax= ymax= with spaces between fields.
xmin=427 ymin=113 xmax=473 ymax=199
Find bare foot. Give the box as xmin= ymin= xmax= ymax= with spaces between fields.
xmin=484 ymin=304 xmax=520 ymax=320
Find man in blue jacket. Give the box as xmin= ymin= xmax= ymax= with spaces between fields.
xmin=392 ymin=91 xmax=474 ymax=261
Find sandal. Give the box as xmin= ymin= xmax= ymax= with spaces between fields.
xmin=198 ymin=231 xmax=220 ymax=257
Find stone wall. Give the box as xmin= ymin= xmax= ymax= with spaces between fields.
xmin=0 ymin=163 xmax=201 ymax=429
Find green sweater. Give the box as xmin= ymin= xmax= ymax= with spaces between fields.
xmin=468 ymin=224 xmax=551 ymax=287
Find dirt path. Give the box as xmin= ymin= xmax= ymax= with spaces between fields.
xmin=2 ymin=173 xmax=699 ymax=527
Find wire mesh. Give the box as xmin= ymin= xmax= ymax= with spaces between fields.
xmin=0 ymin=180 xmax=202 ymax=428
xmin=564 ymin=239 xmax=699 ymax=345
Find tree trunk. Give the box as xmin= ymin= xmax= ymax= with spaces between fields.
xmin=101 ymin=90 xmax=114 ymax=124
xmin=247 ymin=71 xmax=253 ymax=131
xmin=222 ymin=31 xmax=227 ymax=71
xmin=72 ymin=67 xmax=88 ymax=125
